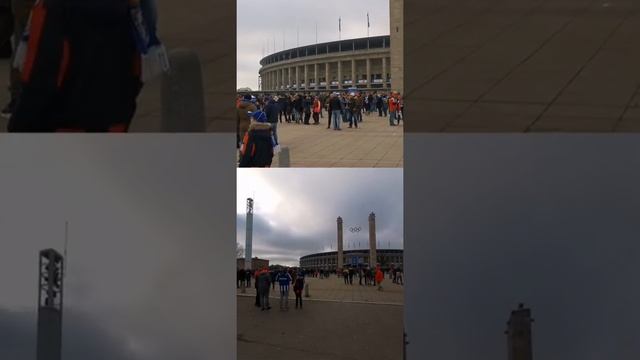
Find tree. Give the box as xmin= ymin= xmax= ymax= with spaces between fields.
xmin=236 ymin=242 xmax=244 ymax=258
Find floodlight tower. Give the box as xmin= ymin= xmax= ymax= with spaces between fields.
xmin=505 ymin=303 xmax=534 ymax=360
xmin=337 ymin=217 xmax=344 ymax=271
xmin=245 ymin=198 xmax=254 ymax=270
xmin=368 ymin=212 xmax=377 ymax=267
xmin=37 ymin=249 xmax=64 ymax=360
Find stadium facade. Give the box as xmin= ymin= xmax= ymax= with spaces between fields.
xmin=259 ymin=35 xmax=393 ymax=93
xmin=256 ymin=0 xmax=403 ymax=93
xmin=300 ymin=248 xmax=403 ymax=271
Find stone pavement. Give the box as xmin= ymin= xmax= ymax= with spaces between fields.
xmin=237 ymin=274 xmax=404 ymax=305
xmin=0 ymin=0 xmax=235 ymax=132
xmin=271 ymin=112 xmax=403 ymax=168
xmin=405 ymin=0 xmax=640 ymax=132
xmin=237 ymin=296 xmax=403 ymax=360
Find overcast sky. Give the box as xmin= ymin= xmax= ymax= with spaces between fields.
xmin=237 ymin=169 xmax=403 ymax=266
xmin=405 ymin=135 xmax=640 ymax=359
xmin=0 ymin=135 xmax=235 ymax=359
xmin=237 ymin=0 xmax=390 ymax=89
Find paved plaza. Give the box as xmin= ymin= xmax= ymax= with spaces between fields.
xmin=237 ymin=275 xmax=404 ymax=360
xmin=405 ymin=0 xmax=640 ymax=132
xmin=271 ymin=113 xmax=403 ymax=168
xmin=237 ymin=274 xmax=404 ymax=305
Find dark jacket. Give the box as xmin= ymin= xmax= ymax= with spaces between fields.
xmin=239 ymin=122 xmax=274 ymax=167
xmin=9 ymin=0 xmax=143 ymax=132
xmin=329 ymin=96 xmax=342 ymax=112
xmin=257 ymin=272 xmax=271 ymax=293
xmin=264 ymin=100 xmax=279 ymax=124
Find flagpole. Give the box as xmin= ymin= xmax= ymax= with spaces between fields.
xmin=339 ymin=17 xmax=341 ymax=40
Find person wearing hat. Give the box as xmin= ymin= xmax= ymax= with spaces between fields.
xmin=239 ymin=110 xmax=275 ymax=167
xmin=237 ymin=94 xmax=257 ymax=146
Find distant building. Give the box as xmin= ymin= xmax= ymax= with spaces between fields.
xmin=237 ymin=87 xmax=253 ymax=92
xmin=300 ymin=249 xmax=403 ymax=271
xmin=237 ymin=257 xmax=269 ymax=270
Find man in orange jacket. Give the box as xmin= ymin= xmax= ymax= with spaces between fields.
xmin=375 ymin=264 xmax=384 ymax=291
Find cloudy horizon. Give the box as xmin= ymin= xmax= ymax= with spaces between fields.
xmin=237 ymin=0 xmax=391 ymax=90
xmin=0 ymin=136 xmax=236 ymax=359
xmin=237 ymin=169 xmax=403 ymax=266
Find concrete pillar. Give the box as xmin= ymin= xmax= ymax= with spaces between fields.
xmin=366 ymin=58 xmax=371 ymax=88
xmin=382 ymin=58 xmax=387 ymax=88
xmin=325 ymin=62 xmax=330 ymax=90
xmin=314 ymin=63 xmax=318 ymax=90
xmin=304 ymin=64 xmax=308 ymax=90
xmin=288 ymin=67 xmax=292 ymax=89
xmin=351 ymin=59 xmax=356 ymax=87
xmin=337 ymin=217 xmax=344 ymax=271
xmin=506 ymin=304 xmax=534 ymax=360
xmin=337 ymin=61 xmax=342 ymax=90
xmin=295 ymin=66 xmax=300 ymax=91
xmin=369 ymin=212 xmax=377 ymax=267
xmin=245 ymin=198 xmax=254 ymax=270
xmin=281 ymin=68 xmax=285 ymax=91
xmin=390 ymin=0 xmax=404 ymax=93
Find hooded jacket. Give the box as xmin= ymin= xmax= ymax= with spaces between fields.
xmin=9 ymin=0 xmax=148 ymax=132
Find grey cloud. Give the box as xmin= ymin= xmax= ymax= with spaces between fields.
xmin=237 ymin=169 xmax=403 ymax=265
xmin=405 ymin=135 xmax=640 ymax=360
xmin=0 ymin=307 xmax=135 ymax=360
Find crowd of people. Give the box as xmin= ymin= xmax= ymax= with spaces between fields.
xmin=238 ymin=267 xmax=306 ymax=310
xmin=237 ymin=263 xmax=404 ymax=310
xmin=236 ymin=90 xmax=404 ymax=167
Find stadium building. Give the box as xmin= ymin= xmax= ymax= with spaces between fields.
xmin=300 ymin=248 xmax=403 ymax=271
xmin=257 ymin=0 xmax=403 ymax=93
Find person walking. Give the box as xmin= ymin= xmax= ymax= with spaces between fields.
xmin=303 ymin=95 xmax=312 ymax=125
xmin=312 ymin=96 xmax=321 ymax=125
xmin=329 ymin=93 xmax=343 ymax=130
xmin=293 ymin=272 xmax=304 ymax=309
xmin=375 ymin=265 xmax=384 ymax=291
xmin=347 ymin=94 xmax=358 ymax=129
xmin=388 ymin=92 xmax=398 ymax=126
xmin=376 ymin=94 xmax=383 ymax=117
xmin=258 ymin=268 xmax=271 ymax=311
xmin=277 ymin=268 xmax=292 ymax=311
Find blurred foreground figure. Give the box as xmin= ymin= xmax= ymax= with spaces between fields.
xmin=8 ymin=0 xmax=165 ymax=132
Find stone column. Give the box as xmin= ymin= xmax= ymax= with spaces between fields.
xmin=325 ymin=62 xmax=330 ymax=90
xmin=390 ymin=0 xmax=404 ymax=93
xmin=366 ymin=58 xmax=371 ymax=88
xmin=337 ymin=61 xmax=342 ymax=90
xmin=295 ymin=66 xmax=300 ymax=91
xmin=382 ymin=58 xmax=387 ymax=89
xmin=281 ymin=68 xmax=285 ymax=91
xmin=337 ymin=217 xmax=344 ymax=271
xmin=288 ymin=67 xmax=292 ymax=90
xmin=304 ymin=64 xmax=308 ymax=91
xmin=368 ymin=212 xmax=377 ymax=267
xmin=314 ymin=63 xmax=318 ymax=90
xmin=351 ymin=59 xmax=356 ymax=87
